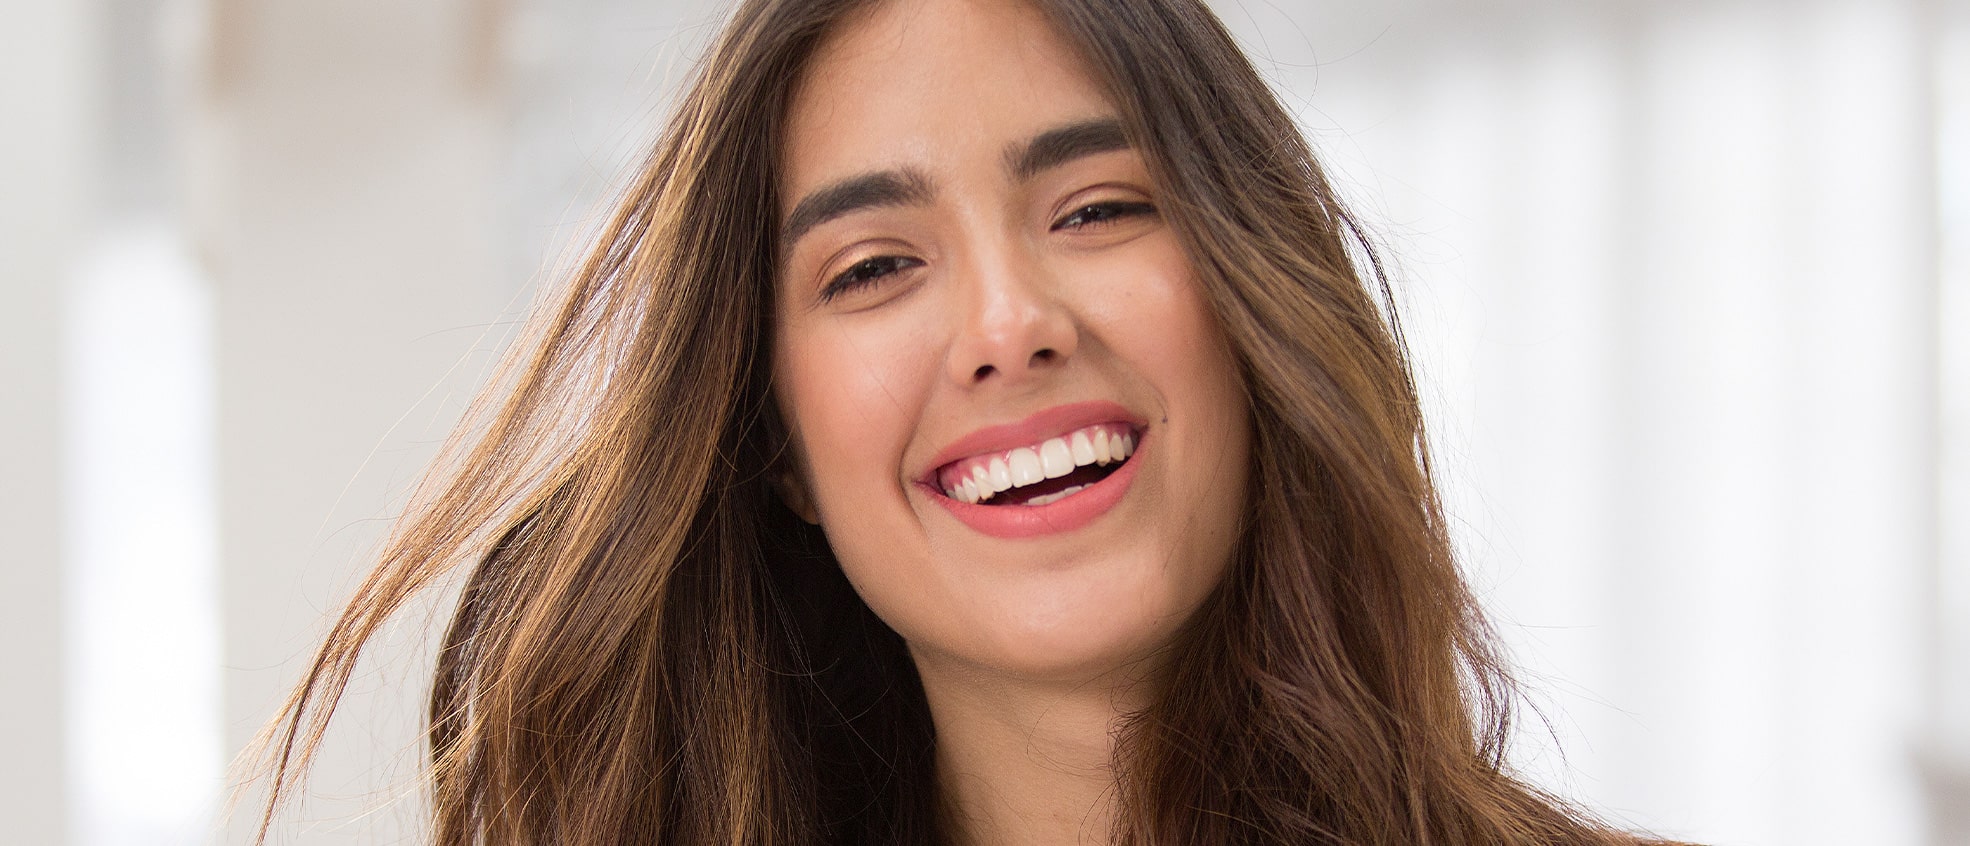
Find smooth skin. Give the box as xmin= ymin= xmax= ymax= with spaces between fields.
xmin=772 ymin=0 xmax=1252 ymax=842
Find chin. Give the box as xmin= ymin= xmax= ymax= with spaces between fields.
xmin=947 ymin=558 xmax=1206 ymax=685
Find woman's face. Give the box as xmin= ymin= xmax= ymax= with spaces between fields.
xmin=773 ymin=0 xmax=1251 ymax=684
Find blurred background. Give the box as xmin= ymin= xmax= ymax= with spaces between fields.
xmin=1 ymin=0 xmax=1964 ymax=843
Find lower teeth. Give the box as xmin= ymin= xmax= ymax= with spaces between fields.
xmin=1021 ymin=485 xmax=1086 ymax=507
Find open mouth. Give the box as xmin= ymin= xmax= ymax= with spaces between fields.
xmin=933 ymin=422 xmax=1138 ymax=507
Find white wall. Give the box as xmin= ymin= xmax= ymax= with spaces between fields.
xmin=1211 ymin=1 xmax=1952 ymax=842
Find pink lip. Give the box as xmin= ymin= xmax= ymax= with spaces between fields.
xmin=919 ymin=400 xmax=1146 ymax=480
xmin=916 ymin=400 xmax=1148 ymax=539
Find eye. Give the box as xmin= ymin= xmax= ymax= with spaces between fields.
xmin=1051 ymin=200 xmax=1157 ymax=231
xmin=821 ymin=254 xmax=923 ymax=303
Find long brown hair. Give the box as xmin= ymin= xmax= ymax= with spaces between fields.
xmin=252 ymin=1 xmax=1672 ymax=843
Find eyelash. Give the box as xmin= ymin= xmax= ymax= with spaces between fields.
xmin=821 ymin=255 xmax=924 ymax=303
xmin=818 ymin=200 xmax=1157 ymax=303
xmin=1052 ymin=199 xmax=1157 ymax=231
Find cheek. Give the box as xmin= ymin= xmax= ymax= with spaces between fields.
xmin=1080 ymin=240 xmax=1241 ymax=404
xmin=1085 ymin=239 xmax=1252 ymax=539
xmin=774 ymin=321 xmax=932 ymax=507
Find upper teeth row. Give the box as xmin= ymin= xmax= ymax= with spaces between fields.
xmin=941 ymin=423 xmax=1136 ymax=504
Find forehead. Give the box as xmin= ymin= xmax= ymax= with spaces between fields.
xmin=780 ymin=0 xmax=1116 ymax=199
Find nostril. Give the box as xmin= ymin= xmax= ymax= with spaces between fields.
xmin=966 ymin=348 xmax=1057 ymax=383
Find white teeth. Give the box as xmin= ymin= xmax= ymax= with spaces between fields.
xmin=1039 ymin=438 xmax=1074 ymax=479
xmin=1069 ymin=431 xmax=1096 ymax=465
xmin=1023 ymin=484 xmax=1087 ymax=507
xmin=1008 ymin=447 xmax=1044 ymax=487
xmin=987 ymin=456 xmax=1011 ymax=492
xmin=941 ymin=425 xmax=1138 ymax=504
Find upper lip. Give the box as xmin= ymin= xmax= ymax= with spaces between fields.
xmin=918 ymin=400 xmax=1148 ymax=484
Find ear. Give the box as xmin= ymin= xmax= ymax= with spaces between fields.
xmin=773 ymin=457 xmax=821 ymax=526
xmin=762 ymin=398 xmax=820 ymax=525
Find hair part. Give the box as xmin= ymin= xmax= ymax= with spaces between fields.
xmin=248 ymin=1 xmax=1682 ymax=843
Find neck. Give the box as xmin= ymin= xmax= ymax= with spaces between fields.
xmin=912 ymin=653 xmax=1153 ymax=846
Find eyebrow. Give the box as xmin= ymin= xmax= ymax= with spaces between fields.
xmin=779 ymin=117 xmax=1133 ymax=251
xmin=1005 ymin=117 xmax=1132 ymax=181
xmin=781 ymin=169 xmax=934 ymax=249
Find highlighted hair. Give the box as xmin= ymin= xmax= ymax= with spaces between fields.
xmin=252 ymin=1 xmax=1683 ymax=843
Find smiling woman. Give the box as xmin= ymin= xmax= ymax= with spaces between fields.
xmin=774 ymin=6 xmax=1250 ymax=719
xmin=252 ymin=1 xmax=1686 ymax=844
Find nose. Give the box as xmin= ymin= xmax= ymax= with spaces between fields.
xmin=944 ymin=245 xmax=1078 ymax=389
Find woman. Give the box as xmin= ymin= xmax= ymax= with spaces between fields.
xmin=256 ymin=0 xmax=1678 ymax=843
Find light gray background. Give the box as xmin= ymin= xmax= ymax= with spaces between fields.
xmin=1 ymin=0 xmax=1965 ymax=843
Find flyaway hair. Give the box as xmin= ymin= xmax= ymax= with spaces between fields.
xmin=249 ymin=1 xmax=1686 ymax=843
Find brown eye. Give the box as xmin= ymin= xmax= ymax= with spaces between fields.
xmin=1052 ymin=200 xmax=1156 ymax=231
xmin=822 ymin=255 xmax=922 ymax=303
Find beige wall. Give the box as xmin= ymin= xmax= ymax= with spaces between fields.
xmin=0 ymin=1 xmax=96 ymax=842
xmin=192 ymin=1 xmax=505 ymax=841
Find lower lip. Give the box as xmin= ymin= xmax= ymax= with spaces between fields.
xmin=920 ymin=433 xmax=1146 ymax=539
